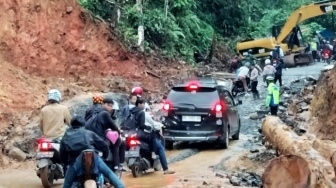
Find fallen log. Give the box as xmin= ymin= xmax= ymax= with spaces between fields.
xmin=261 ymin=116 xmax=336 ymax=188
xmin=313 ymin=139 xmax=336 ymax=176
xmin=313 ymin=139 xmax=336 ymax=163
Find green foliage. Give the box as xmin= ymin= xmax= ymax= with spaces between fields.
xmin=77 ymin=0 xmax=334 ymax=63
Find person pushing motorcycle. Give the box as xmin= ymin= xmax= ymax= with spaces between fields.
xmin=60 ymin=116 xmax=125 ymax=188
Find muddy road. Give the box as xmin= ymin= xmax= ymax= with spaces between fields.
xmin=0 ymin=63 xmax=326 ymax=188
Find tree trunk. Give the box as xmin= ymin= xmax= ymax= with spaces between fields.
xmin=136 ymin=0 xmax=144 ymax=52
xmin=313 ymin=139 xmax=336 ymax=176
xmin=261 ymin=116 xmax=336 ymax=188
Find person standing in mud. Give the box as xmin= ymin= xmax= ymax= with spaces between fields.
xmin=249 ymin=64 xmax=260 ymax=99
xmin=265 ymin=76 xmax=280 ymax=116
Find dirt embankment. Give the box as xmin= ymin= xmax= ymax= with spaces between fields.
xmin=310 ymin=67 xmax=336 ymax=139
xmin=0 ymin=0 xmax=195 ymax=125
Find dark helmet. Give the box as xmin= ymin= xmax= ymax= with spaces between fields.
xmin=71 ymin=116 xmax=85 ymax=128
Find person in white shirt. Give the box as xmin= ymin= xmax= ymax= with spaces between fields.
xmin=143 ymin=105 xmax=175 ymax=174
xmin=237 ymin=63 xmax=250 ymax=95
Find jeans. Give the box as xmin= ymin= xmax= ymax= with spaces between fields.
xmin=137 ymin=130 xmax=156 ymax=153
xmin=63 ymin=156 xmax=125 ymax=188
xmin=274 ymin=74 xmax=282 ymax=86
xmin=111 ymin=138 xmax=121 ymax=170
xmin=251 ymin=81 xmax=258 ymax=94
xmin=155 ymin=138 xmax=168 ymax=171
xmin=119 ymin=140 xmax=126 ymax=164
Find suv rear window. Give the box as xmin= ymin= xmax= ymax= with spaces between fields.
xmin=167 ymin=87 xmax=219 ymax=105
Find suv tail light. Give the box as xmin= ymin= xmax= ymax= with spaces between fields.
xmin=186 ymin=81 xmax=200 ymax=91
xmin=163 ymin=103 xmax=171 ymax=111
xmin=37 ymin=139 xmax=53 ymax=151
xmin=213 ymin=102 xmax=226 ymax=118
xmin=215 ymin=104 xmax=223 ymax=112
xmin=162 ymin=101 xmax=172 ymax=117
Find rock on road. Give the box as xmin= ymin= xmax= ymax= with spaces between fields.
xmin=0 ymin=62 xmax=327 ymax=188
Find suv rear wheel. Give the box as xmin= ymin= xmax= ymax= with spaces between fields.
xmin=232 ymin=121 xmax=241 ymax=140
xmin=219 ymin=128 xmax=229 ymax=149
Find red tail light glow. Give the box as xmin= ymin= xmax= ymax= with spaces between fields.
xmin=37 ymin=139 xmax=53 ymax=151
xmin=215 ymin=104 xmax=223 ymax=112
xmin=186 ymin=81 xmax=200 ymax=91
xmin=127 ymin=136 xmax=141 ymax=147
xmin=188 ymin=84 xmax=198 ymax=89
xmin=163 ymin=103 xmax=171 ymax=111
xmin=213 ymin=102 xmax=226 ymax=112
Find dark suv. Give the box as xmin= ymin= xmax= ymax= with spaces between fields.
xmin=161 ymin=79 xmax=242 ymax=149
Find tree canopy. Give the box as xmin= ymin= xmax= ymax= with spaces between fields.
xmin=78 ymin=0 xmax=333 ymax=63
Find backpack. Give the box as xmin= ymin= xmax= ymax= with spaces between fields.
xmin=85 ymin=112 xmax=99 ymax=132
xmin=272 ymin=49 xmax=280 ymax=59
xmin=120 ymin=111 xmax=138 ymax=131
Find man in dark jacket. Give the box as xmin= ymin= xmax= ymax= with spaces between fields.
xmin=274 ymin=60 xmax=283 ymax=87
xmin=60 ymin=116 xmax=125 ymax=188
xmin=85 ymin=98 xmax=121 ymax=172
xmin=132 ymin=97 xmax=157 ymax=159
xmin=119 ymin=94 xmax=137 ymax=122
xmin=85 ymin=95 xmax=104 ymax=121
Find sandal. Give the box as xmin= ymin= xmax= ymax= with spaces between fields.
xmin=164 ymin=170 xmax=175 ymax=174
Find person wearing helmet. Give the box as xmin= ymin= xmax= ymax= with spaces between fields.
xmin=262 ymin=59 xmax=276 ymax=86
xmin=60 ymin=116 xmax=125 ymax=188
xmin=39 ymin=89 xmax=72 ymax=139
xmin=245 ymin=49 xmax=258 ymax=64
xmin=265 ymin=76 xmax=280 ymax=116
xmin=85 ymin=94 xmax=104 ymax=121
xmin=131 ymin=86 xmax=143 ymax=97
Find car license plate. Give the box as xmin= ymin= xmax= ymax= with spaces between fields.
xmin=36 ymin=151 xmax=54 ymax=158
xmin=182 ymin=116 xmax=201 ymax=122
xmin=125 ymin=150 xmax=139 ymax=158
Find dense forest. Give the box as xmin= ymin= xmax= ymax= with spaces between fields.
xmin=78 ymin=0 xmax=335 ymax=63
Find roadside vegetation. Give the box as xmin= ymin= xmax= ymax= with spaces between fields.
xmin=78 ymin=0 xmax=332 ymax=63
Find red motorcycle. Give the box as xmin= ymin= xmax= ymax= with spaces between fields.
xmin=322 ymin=49 xmax=332 ymax=64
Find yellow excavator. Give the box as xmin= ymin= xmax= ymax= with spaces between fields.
xmin=236 ymin=0 xmax=336 ymax=67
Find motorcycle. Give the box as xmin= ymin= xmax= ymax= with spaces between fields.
xmin=124 ymin=130 xmax=162 ymax=178
xmin=231 ymin=76 xmax=251 ymax=97
xmin=322 ymin=49 xmax=332 ymax=64
xmin=36 ymin=137 xmax=64 ymax=187
xmin=74 ymin=150 xmax=105 ymax=188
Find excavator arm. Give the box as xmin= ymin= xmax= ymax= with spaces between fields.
xmin=276 ymin=0 xmax=336 ymax=44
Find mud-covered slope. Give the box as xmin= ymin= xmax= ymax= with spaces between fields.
xmin=1 ymin=0 xmax=141 ymax=77
xmin=0 ymin=0 xmax=194 ymax=126
xmin=310 ymin=68 xmax=336 ymax=139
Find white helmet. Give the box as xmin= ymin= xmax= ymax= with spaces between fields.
xmin=265 ymin=59 xmax=271 ymax=64
xmin=266 ymin=76 xmax=274 ymax=81
xmin=47 ymin=89 xmax=62 ymax=102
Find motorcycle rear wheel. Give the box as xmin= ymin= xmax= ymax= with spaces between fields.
xmin=40 ymin=166 xmax=54 ymax=188
xmin=131 ymin=162 xmax=141 ymax=178
xmin=231 ymin=86 xmax=238 ymax=97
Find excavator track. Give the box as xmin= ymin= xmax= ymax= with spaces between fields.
xmin=283 ymin=53 xmax=314 ymax=67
